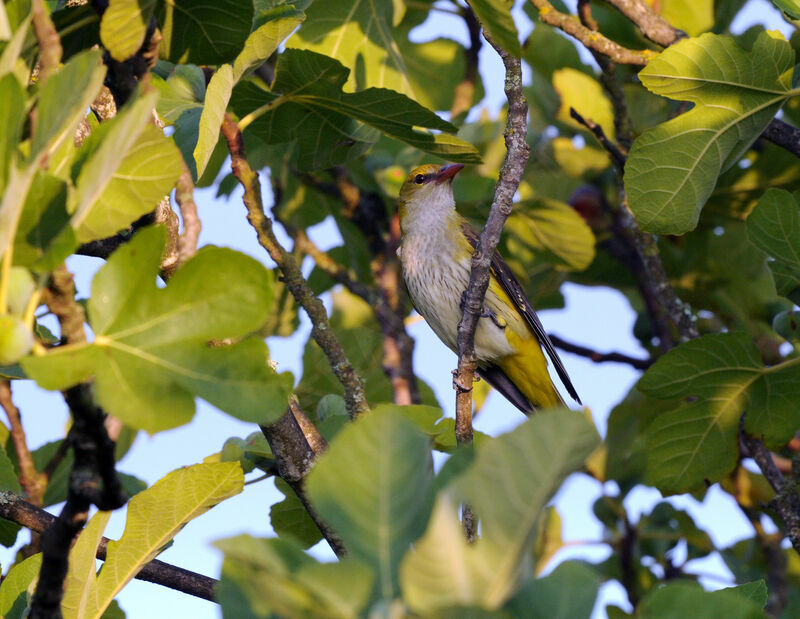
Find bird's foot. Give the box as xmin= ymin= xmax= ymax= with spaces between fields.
xmin=459 ymin=292 xmax=507 ymax=330
xmin=451 ymin=369 xmax=473 ymax=394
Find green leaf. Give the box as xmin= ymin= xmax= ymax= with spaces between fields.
xmin=78 ymin=463 xmax=242 ymax=618
xmin=746 ymin=188 xmax=800 ymax=301
xmin=505 ymin=561 xmax=602 ymax=618
xmin=638 ymin=581 xmax=765 ymax=618
xmin=70 ymin=92 xmax=183 ymax=243
xmin=291 ymin=0 xmax=413 ymax=98
xmin=233 ymin=49 xmax=481 ymax=170
xmin=399 ymin=496 xmax=495 ymax=612
xmin=401 ymin=410 xmax=599 ymax=612
xmin=100 ymin=0 xmax=157 ymax=61
xmin=453 ymin=410 xmax=599 ymax=606
xmin=0 ymin=14 xmax=29 ymax=78
xmin=270 ymin=477 xmax=323 ymax=549
xmin=640 ymin=332 xmax=800 ymax=493
xmin=306 ymin=407 xmax=434 ymax=601
xmin=156 ymin=0 xmax=253 ymax=65
xmin=62 ymin=510 xmax=113 ymax=619
xmin=13 ymin=171 xmax=76 ymax=271
xmin=0 ymin=73 xmax=24 ymax=195
xmin=31 ymin=49 xmax=106 ymax=159
xmin=467 ymin=0 xmax=520 ymax=57
xmin=0 ymin=553 xmax=42 ymax=619
xmin=232 ymin=9 xmax=304 ymax=83
xmin=193 ymin=64 xmax=232 ymax=180
xmin=625 ymin=32 xmax=795 ymax=234
xmin=216 ymin=535 xmax=374 ymax=619
xmin=771 ymin=0 xmax=800 ymax=19
xmin=22 ymin=226 xmax=292 ymax=433
xmin=723 ymin=580 xmax=768 ymax=607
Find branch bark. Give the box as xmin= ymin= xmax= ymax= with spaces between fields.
xmin=529 ymin=0 xmax=655 ymax=65
xmin=601 ymin=0 xmax=686 ymax=46
xmin=260 ymin=408 xmax=346 ymax=557
xmin=741 ymin=433 xmax=800 ymax=556
xmin=221 ymin=115 xmax=369 ymax=419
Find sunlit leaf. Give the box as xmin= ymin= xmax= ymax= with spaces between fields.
xmin=233 ymin=49 xmax=480 ymax=170
xmin=100 ymin=0 xmax=157 ymax=61
xmin=625 ymin=32 xmax=795 ymax=234
xmin=22 ymin=227 xmax=292 ymax=433
xmin=0 ymin=553 xmax=42 ymax=619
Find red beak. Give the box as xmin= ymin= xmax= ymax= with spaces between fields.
xmin=434 ymin=164 xmax=464 ymax=184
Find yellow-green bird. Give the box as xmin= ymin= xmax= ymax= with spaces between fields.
xmin=398 ymin=163 xmax=580 ymax=412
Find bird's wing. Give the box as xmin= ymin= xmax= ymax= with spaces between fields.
xmin=460 ymin=221 xmax=581 ymax=404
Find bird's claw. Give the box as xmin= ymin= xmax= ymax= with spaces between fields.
xmin=451 ymin=369 xmax=473 ymax=394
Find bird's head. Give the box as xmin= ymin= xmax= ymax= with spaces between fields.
xmin=398 ymin=164 xmax=464 ymax=229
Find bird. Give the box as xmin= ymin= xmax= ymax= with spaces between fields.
xmin=397 ymin=162 xmax=580 ymax=413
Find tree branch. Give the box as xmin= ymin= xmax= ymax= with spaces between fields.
xmin=569 ymin=107 xmax=627 ymax=172
xmin=221 ymin=115 xmax=369 ymax=419
xmin=0 ymin=382 xmax=46 ymax=506
xmin=741 ymin=433 xmax=800 ymax=556
xmin=455 ymin=32 xmax=530 ymax=444
xmin=450 ymin=5 xmax=482 ymax=119
xmin=528 ymin=0 xmax=655 ymax=65
xmin=260 ymin=408 xmax=346 ymax=557
xmin=762 ymin=118 xmax=800 ymax=159
xmin=601 ymin=0 xmax=686 ymax=46
xmin=0 ymin=491 xmax=217 ymax=601
xmin=175 ymin=163 xmax=201 ymax=264
xmin=549 ymin=335 xmax=652 ymax=369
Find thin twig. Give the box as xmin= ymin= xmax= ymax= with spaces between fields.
xmin=454 ymin=33 xmax=530 ymax=543
xmin=741 ymin=434 xmax=800 ymax=555
xmin=576 ymin=0 xmax=634 ymax=151
xmin=450 ymin=5 xmax=482 ymax=119
xmin=549 ymin=335 xmax=652 ymax=369
xmin=0 ymin=382 xmax=46 ymax=506
xmin=175 ymin=162 xmax=201 ymax=264
xmin=762 ymin=118 xmax=800 ymax=160
xmin=529 ymin=0 xmax=655 ymax=65
xmin=221 ymin=115 xmax=369 ymax=419
xmin=601 ymin=0 xmax=685 ymax=46
xmin=260 ymin=410 xmax=346 ymax=556
xmin=0 ymin=491 xmax=217 ymax=601
xmin=31 ymin=0 xmax=62 ymax=84
xmin=569 ymin=108 xmax=627 ymax=172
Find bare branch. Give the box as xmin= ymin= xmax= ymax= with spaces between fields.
xmin=741 ymin=433 xmax=800 ymax=556
xmin=0 ymin=382 xmax=46 ymax=506
xmin=455 ymin=31 xmax=530 ymax=444
xmin=260 ymin=410 xmax=346 ymax=557
xmin=601 ymin=0 xmax=685 ymax=46
xmin=221 ymin=115 xmax=369 ymax=419
xmin=762 ymin=118 xmax=800 ymax=159
xmin=569 ymin=108 xmax=627 ymax=172
xmin=529 ymin=0 xmax=655 ymax=65
xmin=450 ymin=5 xmax=482 ymax=119
xmin=31 ymin=0 xmax=62 ymax=84
xmin=175 ymin=163 xmax=202 ymax=264
xmin=0 ymin=491 xmax=217 ymax=601
xmin=549 ymin=335 xmax=652 ymax=370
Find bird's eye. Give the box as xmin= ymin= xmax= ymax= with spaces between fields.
xmin=414 ymin=174 xmax=425 ymax=184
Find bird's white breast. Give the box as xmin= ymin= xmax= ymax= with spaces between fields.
xmin=400 ymin=214 xmax=516 ymax=362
